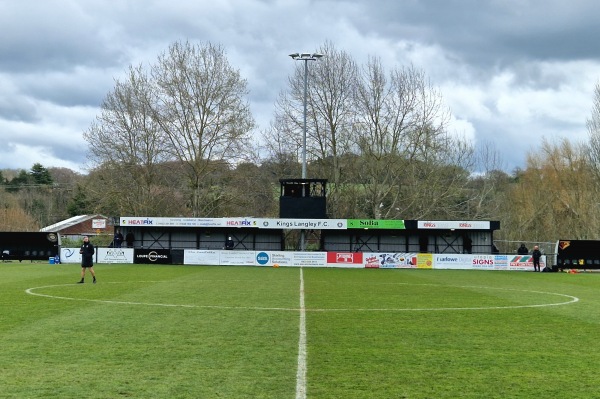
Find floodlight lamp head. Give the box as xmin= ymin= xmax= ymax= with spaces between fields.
xmin=289 ymin=53 xmax=299 ymax=59
xmin=301 ymin=53 xmax=311 ymax=58
xmin=312 ymin=53 xmax=324 ymax=59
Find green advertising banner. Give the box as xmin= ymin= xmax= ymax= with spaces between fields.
xmin=347 ymin=219 xmax=406 ymax=229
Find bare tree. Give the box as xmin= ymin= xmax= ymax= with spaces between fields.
xmin=149 ymin=41 xmax=255 ymax=216
xmin=463 ymin=141 xmax=508 ymax=220
xmin=586 ymin=81 xmax=600 ymax=186
xmin=353 ymin=60 xmax=472 ymax=219
xmin=83 ymin=65 xmax=173 ymax=216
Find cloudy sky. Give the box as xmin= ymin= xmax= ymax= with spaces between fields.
xmin=1 ymin=0 xmax=599 ymax=174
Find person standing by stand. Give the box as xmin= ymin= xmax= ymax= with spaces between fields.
xmin=532 ymin=245 xmax=542 ymax=272
xmin=125 ymin=231 xmax=135 ymax=248
xmin=78 ymin=236 xmax=96 ymax=284
xmin=113 ymin=229 xmax=124 ymax=248
xmin=517 ymin=243 xmax=529 ymax=255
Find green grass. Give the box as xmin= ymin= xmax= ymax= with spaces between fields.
xmin=1 ymin=264 xmax=599 ymax=398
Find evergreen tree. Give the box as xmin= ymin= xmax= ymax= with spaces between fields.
xmin=67 ymin=184 xmax=92 ymax=216
xmin=30 ymin=163 xmax=53 ymax=185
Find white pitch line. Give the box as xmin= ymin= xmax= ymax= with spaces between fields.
xmin=295 ymin=267 xmax=308 ymax=399
xmin=24 ymin=283 xmax=579 ymax=312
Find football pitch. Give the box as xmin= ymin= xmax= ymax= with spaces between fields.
xmin=1 ymin=263 xmax=599 ymax=398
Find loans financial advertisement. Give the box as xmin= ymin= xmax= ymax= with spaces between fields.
xmin=134 ymin=248 xmax=171 ymax=264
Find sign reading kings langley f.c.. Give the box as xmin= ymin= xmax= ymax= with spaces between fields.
xmin=134 ymin=248 xmax=172 ymax=264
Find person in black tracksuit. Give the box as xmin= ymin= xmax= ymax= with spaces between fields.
xmin=532 ymin=245 xmax=542 ymax=272
xmin=78 ymin=236 xmax=96 ymax=284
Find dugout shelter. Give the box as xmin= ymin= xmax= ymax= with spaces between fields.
xmin=0 ymin=232 xmax=59 ymax=262
xmin=556 ymin=239 xmax=600 ymax=270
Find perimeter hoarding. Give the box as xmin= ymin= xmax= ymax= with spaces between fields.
xmin=55 ymin=249 xmax=548 ymax=271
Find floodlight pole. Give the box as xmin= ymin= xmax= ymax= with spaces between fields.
xmin=289 ymin=53 xmax=323 ymax=179
xmin=289 ymin=52 xmax=323 ymax=251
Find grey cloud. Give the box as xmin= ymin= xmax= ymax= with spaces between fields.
xmin=1 ymin=0 xmax=599 ymax=172
xmin=0 ymin=96 xmax=39 ymax=123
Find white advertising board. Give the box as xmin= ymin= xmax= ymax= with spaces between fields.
xmin=97 ymin=248 xmax=134 ymax=264
xmin=184 ymin=250 xmax=220 ymax=265
xmin=219 ymin=251 xmax=256 ymax=266
xmin=60 ymin=247 xmax=82 ymax=264
xmin=433 ymin=254 xmax=480 ymax=270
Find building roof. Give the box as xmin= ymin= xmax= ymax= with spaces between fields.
xmin=40 ymin=215 xmax=109 ymax=233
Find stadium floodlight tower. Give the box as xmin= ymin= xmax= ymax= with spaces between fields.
xmin=288 ymin=52 xmax=323 ymax=179
xmin=288 ymin=52 xmax=324 ymax=251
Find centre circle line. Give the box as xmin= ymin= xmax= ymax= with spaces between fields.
xmin=24 ymin=282 xmax=580 ymax=312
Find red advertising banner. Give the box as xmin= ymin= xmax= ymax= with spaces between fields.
xmin=326 ymin=252 xmax=364 ymax=268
